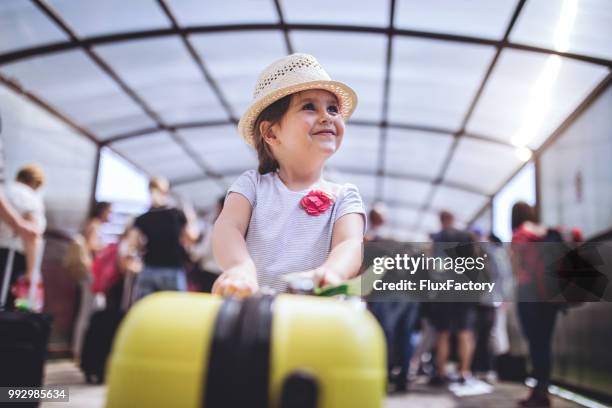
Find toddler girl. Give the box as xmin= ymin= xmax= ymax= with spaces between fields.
xmin=212 ymin=53 xmax=366 ymax=297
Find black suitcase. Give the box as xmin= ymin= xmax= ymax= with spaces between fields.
xmin=80 ymin=273 xmax=133 ymax=384
xmin=0 ymin=245 xmax=52 ymax=407
xmin=80 ymin=308 xmax=124 ymax=384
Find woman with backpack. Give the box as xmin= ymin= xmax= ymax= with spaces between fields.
xmin=511 ymin=201 xmax=559 ymax=408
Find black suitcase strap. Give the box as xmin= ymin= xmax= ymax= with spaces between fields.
xmin=203 ymin=295 xmax=320 ymax=408
xmin=203 ymin=296 xmax=274 ymax=408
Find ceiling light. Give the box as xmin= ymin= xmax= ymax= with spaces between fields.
xmin=511 ymin=55 xmax=563 ymax=147
xmin=554 ymin=0 xmax=579 ymax=52
xmin=515 ymin=146 xmax=532 ymax=162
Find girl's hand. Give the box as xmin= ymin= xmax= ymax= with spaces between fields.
xmin=285 ymin=267 xmax=344 ymax=288
xmin=212 ymin=267 xmax=259 ymax=298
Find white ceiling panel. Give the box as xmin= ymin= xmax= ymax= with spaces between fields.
xmin=172 ymin=179 xmax=226 ymax=210
xmin=190 ymin=31 xmax=287 ymax=116
xmin=382 ymin=178 xmax=431 ymax=207
xmin=511 ymin=0 xmax=612 ymax=60
xmin=395 ymin=0 xmax=518 ymax=39
xmin=0 ymin=50 xmax=156 ymax=139
xmin=467 ymin=50 xmax=609 ymax=149
xmin=283 ymin=0 xmax=390 ymax=27
xmin=0 ymin=0 xmax=68 ymax=54
xmin=291 ymin=31 xmax=387 ymax=122
xmin=95 ymin=37 xmax=227 ymax=124
xmin=179 ymin=126 xmax=257 ymax=174
xmin=389 ymin=38 xmax=496 ymax=130
xmin=327 ymin=126 xmax=379 ymax=173
xmin=166 ymin=0 xmax=278 ymax=26
xmin=444 ymin=138 xmax=522 ymax=195
xmin=47 ymin=0 xmax=170 ymax=38
xmin=111 ymin=131 xmax=202 ymax=180
xmin=385 ymin=129 xmax=454 ymax=179
xmin=430 ymin=185 xmax=489 ymax=222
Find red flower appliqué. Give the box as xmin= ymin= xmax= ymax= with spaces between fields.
xmin=300 ymin=190 xmax=335 ymax=216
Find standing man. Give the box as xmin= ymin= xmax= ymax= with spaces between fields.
xmin=428 ymin=210 xmax=476 ymax=385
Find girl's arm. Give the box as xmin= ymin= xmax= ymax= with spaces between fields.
xmin=317 ymin=213 xmax=365 ymax=286
xmin=211 ymin=193 xmax=258 ymax=297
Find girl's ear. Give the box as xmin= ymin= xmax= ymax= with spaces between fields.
xmin=260 ymin=120 xmax=279 ymax=146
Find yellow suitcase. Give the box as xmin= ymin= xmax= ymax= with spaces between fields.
xmin=105 ymin=292 xmax=385 ymax=408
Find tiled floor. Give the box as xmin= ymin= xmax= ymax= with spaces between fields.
xmin=42 ymin=360 xmax=585 ymax=408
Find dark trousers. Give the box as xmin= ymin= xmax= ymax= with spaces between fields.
xmin=472 ymin=304 xmax=496 ymax=372
xmin=517 ymin=302 xmax=559 ymax=390
xmin=370 ymin=302 xmax=420 ymax=382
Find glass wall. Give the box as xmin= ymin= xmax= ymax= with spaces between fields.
xmin=0 ymin=84 xmax=97 ymax=234
xmin=540 ymin=86 xmax=612 ymax=239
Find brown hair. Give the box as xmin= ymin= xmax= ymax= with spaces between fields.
xmin=16 ymin=164 xmax=45 ymax=190
xmin=439 ymin=210 xmax=454 ymax=225
xmin=511 ymin=201 xmax=537 ymax=231
xmin=90 ymin=201 xmax=112 ymax=219
xmin=149 ymin=176 xmax=169 ymax=193
xmin=253 ymin=95 xmax=292 ymax=174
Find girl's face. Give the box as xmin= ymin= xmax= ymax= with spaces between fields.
xmin=268 ymin=89 xmax=345 ymax=162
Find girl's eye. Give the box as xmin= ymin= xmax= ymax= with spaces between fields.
xmin=303 ymin=103 xmax=316 ymax=110
xmin=327 ymin=105 xmax=339 ymax=114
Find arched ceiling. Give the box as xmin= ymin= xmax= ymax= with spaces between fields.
xmin=1 ymin=0 xmax=611 ymax=240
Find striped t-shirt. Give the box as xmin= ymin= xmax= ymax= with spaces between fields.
xmin=228 ymin=169 xmax=366 ymax=292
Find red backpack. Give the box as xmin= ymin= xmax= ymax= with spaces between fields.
xmin=91 ymin=243 xmax=121 ymax=294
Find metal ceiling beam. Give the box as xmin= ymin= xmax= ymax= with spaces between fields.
xmin=30 ymin=0 xmax=225 ymax=188
xmin=101 ymin=117 xmax=518 ymax=149
xmin=374 ymin=0 xmax=397 ymax=200
xmin=101 ymin=119 xmax=233 ymax=145
xmin=273 ymin=0 xmax=294 ymax=54
xmin=416 ymin=0 xmax=527 ymax=232
xmin=2 ymin=23 xmax=612 ymax=68
xmin=468 ymin=70 xmax=612 ymax=230
xmin=156 ymin=0 xmax=237 ymax=122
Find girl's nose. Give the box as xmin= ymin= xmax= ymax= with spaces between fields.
xmin=319 ymin=112 xmax=332 ymax=123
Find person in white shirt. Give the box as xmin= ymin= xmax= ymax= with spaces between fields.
xmin=0 ymin=190 xmax=40 ymax=241
xmin=0 ymin=164 xmax=46 ymax=308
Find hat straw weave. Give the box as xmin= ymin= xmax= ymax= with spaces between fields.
xmin=238 ymin=53 xmax=358 ymax=146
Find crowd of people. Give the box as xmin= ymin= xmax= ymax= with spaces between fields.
xmin=362 ymin=203 xmax=583 ymax=407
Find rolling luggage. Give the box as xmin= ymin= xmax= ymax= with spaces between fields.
xmin=0 ymin=244 xmax=51 ymax=406
xmin=105 ymin=292 xmax=386 ymax=408
xmin=80 ymin=271 xmax=135 ymax=384
xmin=80 ymin=308 xmax=123 ymax=384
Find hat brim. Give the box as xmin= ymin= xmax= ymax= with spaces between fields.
xmin=238 ymin=80 xmax=358 ymax=147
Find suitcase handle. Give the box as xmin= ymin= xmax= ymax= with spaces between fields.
xmin=0 ymin=247 xmax=16 ymax=309
xmin=280 ymin=372 xmax=319 ymax=408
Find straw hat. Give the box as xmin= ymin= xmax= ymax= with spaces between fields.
xmin=238 ymin=53 xmax=358 ymax=146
